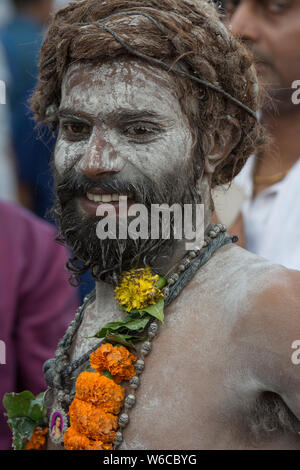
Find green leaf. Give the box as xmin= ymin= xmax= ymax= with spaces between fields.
xmin=106 ymin=333 xmax=137 ymax=349
xmin=28 ymin=392 xmax=47 ymax=423
xmin=122 ymin=312 xmax=141 ymax=321
xmin=140 ymin=298 xmax=165 ymax=325
xmin=102 ymin=370 xmax=113 ymax=380
xmin=156 ymin=276 xmax=167 ymax=290
xmin=93 ymin=314 xmax=150 ymax=339
xmin=7 ymin=417 xmax=36 ymax=450
xmin=127 ymin=309 xmax=143 ymax=316
xmin=3 ymin=391 xmax=48 ymax=449
xmin=3 ymin=391 xmax=35 ymax=419
xmin=122 ymin=316 xmax=150 ymax=331
xmin=93 ymin=321 xmax=125 ymax=338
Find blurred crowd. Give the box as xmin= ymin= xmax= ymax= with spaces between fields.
xmin=0 ymin=3 xmax=95 ymax=292
xmin=0 ymin=0 xmax=94 ymax=450
xmin=0 ymin=0 xmax=300 ymax=450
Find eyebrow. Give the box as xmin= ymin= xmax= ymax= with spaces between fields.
xmin=58 ymin=108 xmax=168 ymax=124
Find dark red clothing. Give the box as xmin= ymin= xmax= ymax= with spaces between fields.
xmin=0 ymin=201 xmax=78 ymax=449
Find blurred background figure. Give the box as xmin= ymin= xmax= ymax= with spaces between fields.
xmin=0 ymin=0 xmax=95 ymax=299
xmin=0 ymin=200 xmax=79 ymax=450
xmin=0 ymin=0 xmax=54 ymax=218
xmin=0 ymin=0 xmax=14 ymax=27
xmin=219 ymin=0 xmax=300 ymax=270
xmin=0 ymin=41 xmax=17 ymax=202
xmin=0 ymin=0 xmax=90 ymax=450
xmin=53 ymin=0 xmax=70 ymax=9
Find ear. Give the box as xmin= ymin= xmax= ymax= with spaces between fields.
xmin=204 ymin=116 xmax=241 ymax=176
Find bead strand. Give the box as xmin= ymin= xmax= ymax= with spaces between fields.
xmin=163 ymin=223 xmax=227 ymax=294
xmin=113 ymin=223 xmax=228 ymax=448
xmin=113 ymin=320 xmax=159 ymax=449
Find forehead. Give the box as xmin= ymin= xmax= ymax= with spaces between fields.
xmin=60 ymin=58 xmax=184 ymax=118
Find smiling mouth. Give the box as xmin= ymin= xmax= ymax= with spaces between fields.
xmin=86 ymin=192 xmax=133 ymax=203
xmin=79 ymin=191 xmax=135 ymax=215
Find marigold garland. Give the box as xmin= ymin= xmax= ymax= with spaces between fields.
xmin=63 ymin=427 xmax=112 ymax=450
xmin=64 ymin=267 xmax=160 ymax=451
xmin=75 ymin=372 xmax=125 ymax=413
xmin=25 ymin=427 xmax=48 ymax=450
xmin=64 ymin=343 xmax=137 ymax=450
xmin=90 ymin=343 xmax=137 ymax=383
xmin=69 ymin=398 xmax=118 ymax=442
xmin=114 ymin=267 xmax=164 ymax=312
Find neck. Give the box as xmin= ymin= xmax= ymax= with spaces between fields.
xmin=94 ymin=218 xmax=213 ymax=308
xmin=258 ymin=107 xmax=300 ymax=176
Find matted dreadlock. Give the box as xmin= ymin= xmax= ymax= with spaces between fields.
xmin=31 ymin=0 xmax=264 ymax=188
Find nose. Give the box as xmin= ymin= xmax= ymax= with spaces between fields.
xmin=230 ymin=1 xmax=260 ymax=44
xmin=77 ymin=128 xmax=124 ymax=179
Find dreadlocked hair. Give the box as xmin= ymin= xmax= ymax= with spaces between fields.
xmin=31 ymin=0 xmax=264 ymax=187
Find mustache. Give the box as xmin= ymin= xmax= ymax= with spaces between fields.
xmin=54 ymin=167 xmax=165 ymax=208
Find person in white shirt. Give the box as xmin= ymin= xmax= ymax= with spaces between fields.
xmin=221 ymin=0 xmax=300 ymax=270
xmin=52 ymin=0 xmax=70 ymax=11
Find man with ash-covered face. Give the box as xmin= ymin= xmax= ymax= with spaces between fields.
xmin=31 ymin=0 xmax=300 ymax=450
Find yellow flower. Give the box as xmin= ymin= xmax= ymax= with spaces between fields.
xmin=114 ymin=267 xmax=164 ymax=312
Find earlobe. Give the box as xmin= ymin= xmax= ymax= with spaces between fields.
xmin=204 ymin=116 xmax=242 ymax=175
xmin=204 ymin=153 xmax=223 ymax=174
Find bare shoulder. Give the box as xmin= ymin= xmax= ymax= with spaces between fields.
xmin=209 ymin=244 xmax=300 ymax=350
xmin=223 ymin=244 xmax=300 ymax=336
xmin=206 ymin=242 xmax=300 ymax=310
xmin=206 ymin=244 xmax=300 ymax=421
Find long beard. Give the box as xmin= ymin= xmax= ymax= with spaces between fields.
xmin=53 ymin=162 xmax=201 ymax=284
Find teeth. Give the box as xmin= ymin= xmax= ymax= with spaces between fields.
xmin=102 ymin=194 xmax=112 ymax=203
xmin=86 ymin=193 xmax=132 ymax=203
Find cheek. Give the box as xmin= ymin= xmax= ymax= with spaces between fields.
xmin=54 ymin=138 xmax=87 ymax=175
xmin=129 ymin=128 xmax=193 ymax=179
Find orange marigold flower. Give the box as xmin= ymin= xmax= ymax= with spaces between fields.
xmin=90 ymin=343 xmax=113 ymax=372
xmin=75 ymin=372 xmax=125 ymax=414
xmin=25 ymin=427 xmax=48 ymax=450
xmin=90 ymin=344 xmax=137 ymax=382
xmin=101 ymin=443 xmax=113 ymax=450
xmin=63 ymin=427 xmax=105 ymax=450
xmin=106 ymin=346 xmax=137 ymax=381
xmin=69 ymin=398 xmax=118 ymax=443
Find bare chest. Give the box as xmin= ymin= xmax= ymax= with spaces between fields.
xmin=66 ymin=281 xmax=255 ymax=449
xmin=48 ymin=247 xmax=300 ymax=450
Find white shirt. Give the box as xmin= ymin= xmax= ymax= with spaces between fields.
xmin=234 ymin=155 xmax=300 ymax=270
